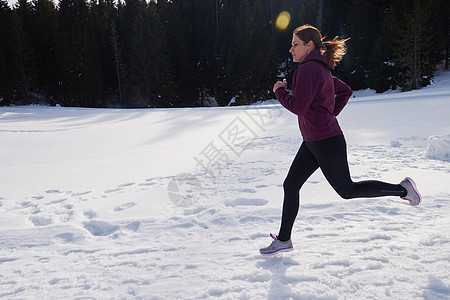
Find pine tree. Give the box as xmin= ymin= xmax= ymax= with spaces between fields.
xmin=250 ymin=0 xmax=278 ymax=102
xmin=228 ymin=0 xmax=255 ymax=104
xmin=368 ymin=4 xmax=400 ymax=92
xmin=110 ymin=21 xmax=126 ymax=107
xmin=298 ymin=0 xmax=322 ymax=28
xmin=90 ymin=0 xmax=131 ymax=107
xmin=345 ymin=0 xmax=374 ymax=90
xmin=57 ymin=0 xmax=101 ymax=106
xmin=117 ymin=0 xmax=138 ymax=107
xmin=15 ymin=0 xmax=37 ymax=104
xmin=429 ymin=0 xmax=449 ymax=70
xmin=31 ymin=0 xmax=59 ymax=104
xmin=16 ymin=16 xmax=36 ymax=104
xmin=147 ymin=1 xmax=174 ymax=106
xmin=0 ymin=0 xmax=21 ymax=105
xmin=179 ymin=0 xmax=218 ymax=106
xmin=321 ymin=0 xmax=356 ymax=82
xmin=157 ymin=0 xmax=196 ymax=106
xmin=322 ymin=0 xmax=348 ymax=37
xmin=127 ymin=0 xmax=150 ymax=106
xmin=126 ymin=0 xmax=173 ymax=107
xmin=215 ymin=0 xmax=239 ymax=106
xmin=393 ymin=0 xmax=433 ymax=90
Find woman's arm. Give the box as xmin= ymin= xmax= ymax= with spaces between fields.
xmin=274 ymin=63 xmax=320 ymax=117
xmin=333 ymin=77 xmax=353 ymax=116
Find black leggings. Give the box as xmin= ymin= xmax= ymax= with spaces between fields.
xmin=278 ymin=134 xmax=407 ymax=241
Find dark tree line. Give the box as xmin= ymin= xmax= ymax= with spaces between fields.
xmin=0 ymin=0 xmax=448 ymax=107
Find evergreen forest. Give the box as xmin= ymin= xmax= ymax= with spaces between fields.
xmin=0 ymin=0 xmax=449 ymax=108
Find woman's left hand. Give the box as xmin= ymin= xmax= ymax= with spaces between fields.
xmin=273 ymin=79 xmax=287 ymax=93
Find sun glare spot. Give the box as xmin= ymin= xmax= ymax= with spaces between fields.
xmin=275 ymin=11 xmax=291 ymax=31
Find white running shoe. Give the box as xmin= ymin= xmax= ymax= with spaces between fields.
xmin=400 ymin=177 xmax=421 ymax=206
xmin=260 ymin=233 xmax=293 ymax=255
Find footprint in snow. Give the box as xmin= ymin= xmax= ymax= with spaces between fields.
xmin=29 ymin=215 xmax=52 ymax=226
xmin=83 ymin=220 xmax=120 ymax=236
xmin=104 ymin=182 xmax=136 ymax=194
xmin=118 ymin=182 xmax=135 ymax=188
xmin=104 ymin=187 xmax=122 ymax=193
xmin=48 ymin=198 xmax=68 ymax=205
xmin=237 ymin=188 xmax=257 ymax=193
xmin=249 ymin=232 xmax=268 ymax=240
xmin=114 ymin=202 xmax=137 ymax=212
xmin=83 ymin=209 xmax=97 ymax=219
xmin=54 ymin=232 xmax=76 ymax=243
xmin=124 ymin=221 xmax=141 ymax=232
xmin=239 ymin=216 xmax=263 ymax=224
xmin=21 ymin=201 xmax=34 ymax=208
xmin=71 ymin=191 xmax=92 ymax=197
xmin=83 ymin=220 xmax=140 ymax=236
xmin=224 ymin=198 xmax=268 ymax=207
xmin=138 ymin=181 xmax=156 ymax=187
xmin=312 ymin=259 xmax=352 ymax=269
xmin=45 ymin=189 xmax=62 ymax=194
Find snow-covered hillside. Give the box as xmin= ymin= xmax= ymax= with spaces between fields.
xmin=0 ymin=71 xmax=449 ymax=299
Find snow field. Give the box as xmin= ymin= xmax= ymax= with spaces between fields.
xmin=0 ymin=71 xmax=449 ymax=299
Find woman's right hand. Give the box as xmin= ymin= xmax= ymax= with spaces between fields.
xmin=273 ymin=79 xmax=287 ymax=93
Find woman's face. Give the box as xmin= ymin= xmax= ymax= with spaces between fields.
xmin=289 ymin=35 xmax=313 ymax=63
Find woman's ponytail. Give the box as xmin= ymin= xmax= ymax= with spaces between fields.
xmin=322 ymin=36 xmax=350 ymax=66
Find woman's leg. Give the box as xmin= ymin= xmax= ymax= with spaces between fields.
xmin=277 ymin=142 xmax=319 ymax=241
xmin=306 ymin=135 xmax=407 ymax=199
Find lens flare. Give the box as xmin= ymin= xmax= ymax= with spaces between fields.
xmin=275 ymin=11 xmax=291 ymax=31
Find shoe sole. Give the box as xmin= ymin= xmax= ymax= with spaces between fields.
xmin=402 ymin=177 xmax=421 ymax=206
xmin=260 ymin=247 xmax=294 ymax=256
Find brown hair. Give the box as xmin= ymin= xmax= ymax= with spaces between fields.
xmin=293 ymin=24 xmax=349 ymax=66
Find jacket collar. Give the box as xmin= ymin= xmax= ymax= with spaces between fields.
xmin=300 ymin=50 xmax=334 ymax=70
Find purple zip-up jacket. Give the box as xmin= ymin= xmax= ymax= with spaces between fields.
xmin=275 ymin=50 xmax=353 ymax=141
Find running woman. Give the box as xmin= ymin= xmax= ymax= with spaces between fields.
xmin=260 ymin=25 xmax=421 ymax=256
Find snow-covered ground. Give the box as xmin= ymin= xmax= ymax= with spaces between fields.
xmin=0 ymin=71 xmax=449 ymax=299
